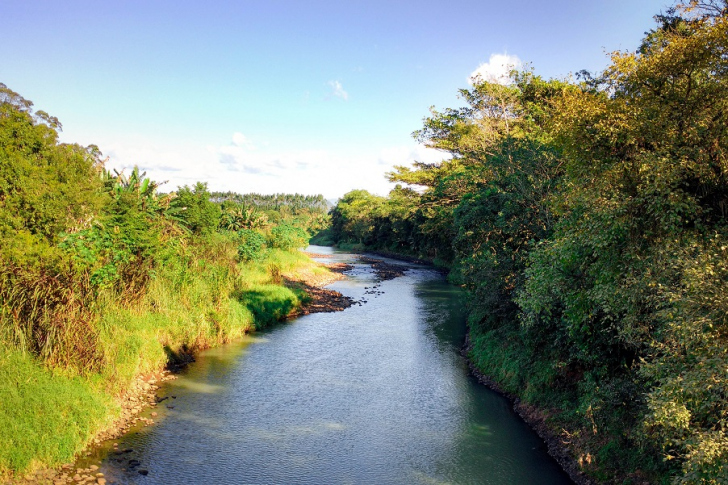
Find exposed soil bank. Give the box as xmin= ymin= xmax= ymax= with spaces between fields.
xmin=284 ymin=259 xmax=356 ymax=317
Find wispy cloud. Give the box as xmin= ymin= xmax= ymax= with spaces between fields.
xmin=327 ymin=80 xmax=349 ymax=101
xmin=469 ymin=53 xmax=522 ymax=85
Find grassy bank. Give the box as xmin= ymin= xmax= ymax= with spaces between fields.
xmin=0 ymin=246 xmax=329 ymax=479
xmin=0 ymin=83 xmax=340 ymax=479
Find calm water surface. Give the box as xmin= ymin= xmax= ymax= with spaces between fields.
xmin=95 ymin=246 xmax=572 ymax=484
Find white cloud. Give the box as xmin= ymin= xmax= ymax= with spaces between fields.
xmin=469 ymin=53 xmax=522 ymax=85
xmin=82 ymin=131 xmax=450 ymax=200
xmin=231 ymin=132 xmax=255 ymax=149
xmin=328 ymin=80 xmax=349 ymax=101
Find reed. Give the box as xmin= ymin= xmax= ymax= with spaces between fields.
xmin=0 ymin=262 xmax=103 ymax=374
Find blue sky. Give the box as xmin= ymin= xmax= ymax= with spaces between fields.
xmin=2 ymin=0 xmax=671 ymax=199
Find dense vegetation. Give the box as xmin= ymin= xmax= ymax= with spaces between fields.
xmin=0 ymin=83 xmax=330 ymax=477
xmin=329 ymin=3 xmax=728 ymax=483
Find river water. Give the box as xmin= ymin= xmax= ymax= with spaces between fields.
xmin=94 ymin=246 xmax=572 ymax=484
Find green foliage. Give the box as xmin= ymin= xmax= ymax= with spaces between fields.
xmin=237 ymin=229 xmax=267 ymax=262
xmin=328 ymin=6 xmax=728 ymax=483
xmin=309 ymin=227 xmax=335 ymax=246
xmin=516 ymin=10 xmax=728 ymax=482
xmin=330 ymin=190 xmax=388 ymax=245
xmin=0 ymin=84 xmax=103 ymax=244
xmin=172 ymin=182 xmax=221 ymax=235
xmin=220 ymin=204 xmax=268 ymax=231
xmin=268 ymin=223 xmax=309 ymax=250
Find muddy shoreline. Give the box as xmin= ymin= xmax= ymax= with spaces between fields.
xmin=284 ymin=260 xmax=356 ymax=317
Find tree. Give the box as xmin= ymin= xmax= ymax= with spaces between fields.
xmin=172 ymin=182 xmax=221 ymax=235
xmin=517 ymin=7 xmax=728 ymax=481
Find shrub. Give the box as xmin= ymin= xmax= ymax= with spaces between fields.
xmin=237 ymin=229 xmax=267 ymax=262
xmin=268 ymin=224 xmax=308 ymax=250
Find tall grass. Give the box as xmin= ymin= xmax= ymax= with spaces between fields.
xmin=0 ymin=240 xmax=325 ymax=477
xmin=0 ymin=262 xmax=103 ymax=374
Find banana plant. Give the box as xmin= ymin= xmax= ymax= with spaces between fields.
xmin=102 ymin=166 xmax=178 ymax=219
xmin=220 ymin=205 xmax=268 ymax=231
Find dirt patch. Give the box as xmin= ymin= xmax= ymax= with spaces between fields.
xmin=285 ymin=278 xmax=355 ymax=318
xmin=303 ymin=252 xmax=334 ymax=259
xmin=283 ymin=260 xmax=355 ymax=318
xmin=359 ymin=256 xmax=408 ymax=281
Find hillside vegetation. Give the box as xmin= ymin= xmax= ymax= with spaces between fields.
xmin=0 ymin=83 xmax=330 ymax=477
xmin=329 ymin=3 xmax=728 ymax=483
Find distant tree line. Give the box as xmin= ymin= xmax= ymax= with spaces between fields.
xmin=210 ymin=191 xmax=331 ymax=213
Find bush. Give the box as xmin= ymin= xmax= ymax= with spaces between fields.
xmin=268 ymin=224 xmax=308 ymax=250
xmin=237 ymin=229 xmax=266 ymax=262
xmin=172 ymin=182 xmax=221 ymax=235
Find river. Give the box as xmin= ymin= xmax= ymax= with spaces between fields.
xmin=91 ymin=246 xmax=573 ymax=484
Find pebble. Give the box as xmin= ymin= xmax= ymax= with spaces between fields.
xmin=138 ymin=469 xmax=149 ymax=476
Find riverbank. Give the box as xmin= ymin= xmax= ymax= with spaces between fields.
xmin=330 ymin=246 xmax=591 ymax=485
xmin=462 ymin=334 xmax=593 ymax=485
xmin=0 ymin=248 xmax=349 ymax=484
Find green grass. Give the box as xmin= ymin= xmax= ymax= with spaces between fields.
xmin=0 ymin=349 xmax=112 ymax=474
xmin=0 ymin=245 xmax=326 ymax=478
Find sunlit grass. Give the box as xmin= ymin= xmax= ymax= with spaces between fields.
xmin=0 ymin=244 xmax=326 ymax=477
xmin=0 ymin=349 xmax=112 ymax=474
